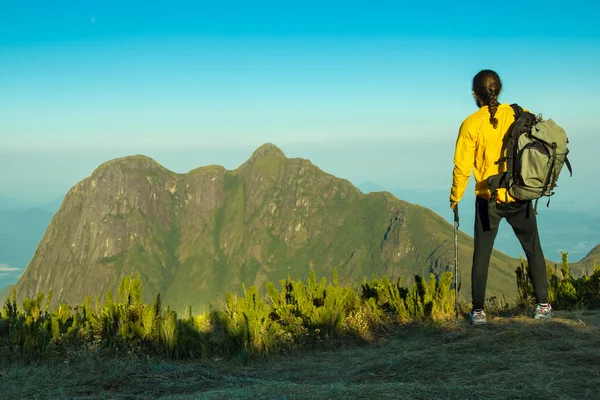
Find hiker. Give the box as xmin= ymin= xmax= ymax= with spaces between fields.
xmin=449 ymin=69 xmax=552 ymax=325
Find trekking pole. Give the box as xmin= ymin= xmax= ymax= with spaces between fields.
xmin=453 ymin=205 xmax=459 ymax=319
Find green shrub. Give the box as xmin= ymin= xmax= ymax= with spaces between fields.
xmin=6 ymin=252 xmax=599 ymax=364
xmin=1 ymin=268 xmax=460 ymax=363
xmin=515 ymin=252 xmax=600 ymax=310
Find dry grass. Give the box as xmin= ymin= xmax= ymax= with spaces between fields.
xmin=2 ymin=310 xmax=600 ymax=400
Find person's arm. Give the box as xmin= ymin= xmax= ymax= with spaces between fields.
xmin=450 ymin=119 xmax=476 ymax=208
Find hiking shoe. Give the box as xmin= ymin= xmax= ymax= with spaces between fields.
xmin=469 ymin=309 xmax=487 ymax=325
xmin=533 ymin=303 xmax=552 ymax=320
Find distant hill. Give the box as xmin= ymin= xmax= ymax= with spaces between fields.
xmin=0 ymin=208 xmax=54 ymax=290
xmin=0 ymin=195 xmax=63 ymax=213
xmin=0 ymin=194 xmax=63 ymax=290
xmin=571 ymin=245 xmax=600 ymax=276
xmin=582 ymin=245 xmax=600 ymax=263
xmin=0 ymin=196 xmax=30 ymax=211
xmin=13 ymin=144 xmax=521 ymax=313
xmin=39 ymin=196 xmax=64 ymax=213
xmin=357 ymin=183 xmax=600 ymax=263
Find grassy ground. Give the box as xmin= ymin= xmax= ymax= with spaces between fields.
xmin=2 ymin=310 xmax=600 ymax=400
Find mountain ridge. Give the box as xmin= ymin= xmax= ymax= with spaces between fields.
xmin=13 ymin=144 xmax=522 ymax=313
xmin=571 ymin=245 xmax=600 ymax=275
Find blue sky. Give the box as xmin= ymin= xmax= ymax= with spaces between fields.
xmin=1 ymin=1 xmax=599 ymax=207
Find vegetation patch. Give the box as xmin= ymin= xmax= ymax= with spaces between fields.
xmin=1 ymin=253 xmax=600 ymax=398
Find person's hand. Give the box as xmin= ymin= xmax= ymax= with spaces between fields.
xmin=450 ymin=200 xmax=458 ymax=210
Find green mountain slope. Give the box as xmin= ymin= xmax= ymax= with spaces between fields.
xmin=13 ymin=144 xmax=521 ymax=313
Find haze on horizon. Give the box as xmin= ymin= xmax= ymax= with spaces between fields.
xmin=2 ymin=1 xmax=599 ymax=210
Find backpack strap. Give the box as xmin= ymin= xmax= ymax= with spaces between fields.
xmin=510 ymin=103 xmax=523 ymax=117
xmin=541 ymin=142 xmax=558 ymax=196
xmin=504 ymin=104 xmax=524 ymax=180
xmin=565 ymin=155 xmax=573 ymax=177
xmin=487 ymin=103 xmax=522 ymax=191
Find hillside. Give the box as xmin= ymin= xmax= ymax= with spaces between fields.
xmin=12 ymin=144 xmax=519 ymax=313
xmin=571 ymin=245 xmax=600 ymax=275
xmin=582 ymin=245 xmax=600 ymax=263
xmin=0 ymin=196 xmax=26 ymax=211
xmin=357 ymin=183 xmax=600 ymax=264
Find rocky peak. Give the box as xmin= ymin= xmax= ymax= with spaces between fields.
xmin=583 ymin=245 xmax=600 ymax=261
xmin=92 ymin=155 xmax=170 ymax=178
xmin=242 ymin=143 xmax=286 ymax=166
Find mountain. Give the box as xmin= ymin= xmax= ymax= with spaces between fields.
xmin=582 ymin=245 xmax=600 ymax=263
xmin=357 ymin=183 xmax=600 ymax=263
xmin=570 ymin=245 xmax=600 ymax=276
xmin=13 ymin=144 xmax=520 ymax=314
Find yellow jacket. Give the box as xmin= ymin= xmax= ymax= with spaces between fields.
xmin=450 ymin=103 xmax=525 ymax=203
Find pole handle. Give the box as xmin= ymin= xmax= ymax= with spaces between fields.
xmin=453 ymin=205 xmax=459 ymax=227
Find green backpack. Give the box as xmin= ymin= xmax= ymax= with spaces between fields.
xmin=487 ymin=104 xmax=572 ymax=212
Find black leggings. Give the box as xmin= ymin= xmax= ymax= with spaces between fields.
xmin=472 ymin=196 xmax=548 ymax=310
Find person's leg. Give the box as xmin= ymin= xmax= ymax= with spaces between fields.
xmin=504 ymin=201 xmax=549 ymax=306
xmin=471 ymin=196 xmax=501 ymax=311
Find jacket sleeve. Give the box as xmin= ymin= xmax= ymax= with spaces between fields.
xmin=450 ymin=119 xmax=476 ymax=202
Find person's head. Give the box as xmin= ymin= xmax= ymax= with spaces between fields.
xmin=472 ymin=69 xmax=502 ymax=129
